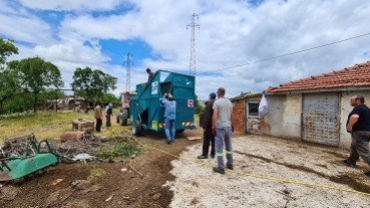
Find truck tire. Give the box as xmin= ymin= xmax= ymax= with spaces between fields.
xmin=132 ymin=121 xmax=143 ymax=136
xmin=120 ymin=115 xmax=128 ymax=126
xmin=120 ymin=109 xmax=128 ymax=126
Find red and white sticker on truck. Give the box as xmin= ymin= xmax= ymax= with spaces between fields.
xmin=188 ymin=99 xmax=194 ymax=107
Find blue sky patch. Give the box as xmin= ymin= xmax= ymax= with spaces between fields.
xmin=99 ymin=38 xmax=157 ymax=66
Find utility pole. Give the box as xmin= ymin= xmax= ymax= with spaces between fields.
xmin=187 ymin=13 xmax=200 ymax=76
xmin=124 ymin=53 xmax=133 ymax=92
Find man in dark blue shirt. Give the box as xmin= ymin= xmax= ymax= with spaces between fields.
xmin=342 ymin=95 xmax=370 ymax=177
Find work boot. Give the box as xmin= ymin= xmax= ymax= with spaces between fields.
xmin=226 ymin=165 xmax=234 ymax=170
xmin=167 ymin=141 xmax=171 ymax=145
xmin=341 ymin=159 xmax=356 ymax=168
xmin=364 ymin=172 xmax=370 ymax=178
xmin=197 ymin=155 xmax=208 ymax=159
xmin=211 ymin=155 xmax=215 ymax=159
xmin=213 ymin=167 xmax=225 ymax=175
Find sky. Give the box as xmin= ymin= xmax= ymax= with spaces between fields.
xmin=1 ymin=0 xmax=370 ymax=99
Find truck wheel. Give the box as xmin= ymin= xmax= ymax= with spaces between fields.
xmin=120 ymin=115 xmax=128 ymax=126
xmin=132 ymin=121 xmax=143 ymax=136
xmin=120 ymin=109 xmax=128 ymax=126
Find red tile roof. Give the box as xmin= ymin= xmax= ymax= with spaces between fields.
xmin=266 ymin=61 xmax=370 ymax=93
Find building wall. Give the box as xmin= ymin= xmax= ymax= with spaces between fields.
xmin=263 ymin=90 xmax=370 ymax=149
xmin=232 ymin=100 xmax=245 ymax=133
xmin=339 ymin=91 xmax=370 ymax=148
xmin=262 ymin=95 xmax=285 ymax=137
xmin=262 ymin=94 xmax=302 ymax=139
xmin=245 ymin=98 xmax=262 ymax=134
xmin=282 ymin=94 xmax=302 ymax=138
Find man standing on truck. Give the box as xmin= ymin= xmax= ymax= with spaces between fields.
xmin=94 ymin=102 xmax=103 ymax=132
xmin=198 ymin=92 xmax=216 ymax=159
xmin=212 ymin=88 xmax=234 ymax=175
xmin=146 ymin=68 xmax=154 ymax=81
xmin=160 ymin=93 xmax=176 ymax=144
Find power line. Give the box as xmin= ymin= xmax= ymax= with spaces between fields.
xmin=203 ymin=32 xmax=370 ymax=73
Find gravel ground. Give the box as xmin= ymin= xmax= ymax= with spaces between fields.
xmin=166 ymin=135 xmax=370 ymax=208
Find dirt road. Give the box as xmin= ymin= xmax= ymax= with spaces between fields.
xmin=167 ymin=135 xmax=370 ymax=207
xmin=2 ymin=132 xmax=370 ymax=207
xmin=0 ymin=130 xmax=202 ymax=208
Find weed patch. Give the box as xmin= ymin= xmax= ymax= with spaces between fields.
xmin=88 ymin=167 xmax=106 ymax=180
xmin=96 ymin=141 xmax=141 ymax=159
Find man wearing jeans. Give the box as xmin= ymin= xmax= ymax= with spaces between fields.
xmin=212 ymin=88 xmax=233 ymax=174
xmin=342 ymin=95 xmax=370 ymax=177
xmin=160 ymin=93 xmax=176 ymax=144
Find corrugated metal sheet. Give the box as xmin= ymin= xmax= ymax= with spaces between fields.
xmin=302 ymin=93 xmax=340 ymax=146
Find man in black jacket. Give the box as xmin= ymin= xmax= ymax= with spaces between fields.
xmin=106 ymin=102 xmax=113 ymax=127
xmin=197 ymin=93 xmax=216 ymax=159
xmin=342 ymin=95 xmax=370 ymax=177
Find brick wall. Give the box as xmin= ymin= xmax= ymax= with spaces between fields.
xmin=232 ymin=100 xmax=245 ymax=133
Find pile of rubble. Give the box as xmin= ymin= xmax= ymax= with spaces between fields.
xmin=0 ymin=133 xmax=38 ymax=159
xmin=56 ymin=131 xmax=101 ymax=161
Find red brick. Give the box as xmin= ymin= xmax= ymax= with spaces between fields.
xmin=232 ymin=100 xmax=245 ymax=133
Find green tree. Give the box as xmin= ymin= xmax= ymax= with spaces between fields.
xmin=194 ymin=95 xmax=205 ymax=114
xmin=0 ymin=38 xmax=18 ymax=67
xmin=0 ymin=67 xmax=23 ymax=111
xmin=8 ymin=57 xmax=64 ymax=112
xmin=102 ymin=93 xmax=120 ymax=106
xmin=0 ymin=38 xmax=19 ymax=111
xmin=71 ymin=67 xmax=117 ymax=103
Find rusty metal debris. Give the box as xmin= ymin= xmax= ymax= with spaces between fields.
xmin=1 ymin=133 xmax=38 ymax=158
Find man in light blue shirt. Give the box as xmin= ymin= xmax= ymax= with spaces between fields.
xmin=160 ymin=93 xmax=176 ymax=144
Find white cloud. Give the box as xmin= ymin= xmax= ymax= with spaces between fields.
xmin=0 ymin=1 xmax=54 ymax=45
xmin=15 ymin=0 xmax=127 ymax=11
xmin=34 ymin=40 xmax=111 ymax=67
xmin=56 ymin=0 xmax=370 ymax=98
xmin=2 ymin=0 xmax=370 ymax=99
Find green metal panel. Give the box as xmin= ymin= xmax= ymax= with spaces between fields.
xmin=130 ymin=70 xmax=195 ymax=132
xmin=0 ymin=153 xmax=58 ymax=181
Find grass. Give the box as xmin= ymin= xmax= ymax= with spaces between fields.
xmin=96 ymin=141 xmax=141 ymax=159
xmin=0 ymin=110 xmax=200 ymax=145
xmin=0 ymin=108 xmax=128 ymax=144
xmin=88 ymin=166 xmax=106 ymax=180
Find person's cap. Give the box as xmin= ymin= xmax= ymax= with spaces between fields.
xmin=146 ymin=68 xmax=151 ymax=72
xmin=209 ymin=92 xmax=216 ymax=99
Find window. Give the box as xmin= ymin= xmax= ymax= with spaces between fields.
xmin=248 ymin=102 xmax=259 ymax=116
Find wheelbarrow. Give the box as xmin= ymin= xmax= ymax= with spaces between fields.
xmin=0 ymin=140 xmax=59 ymax=182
